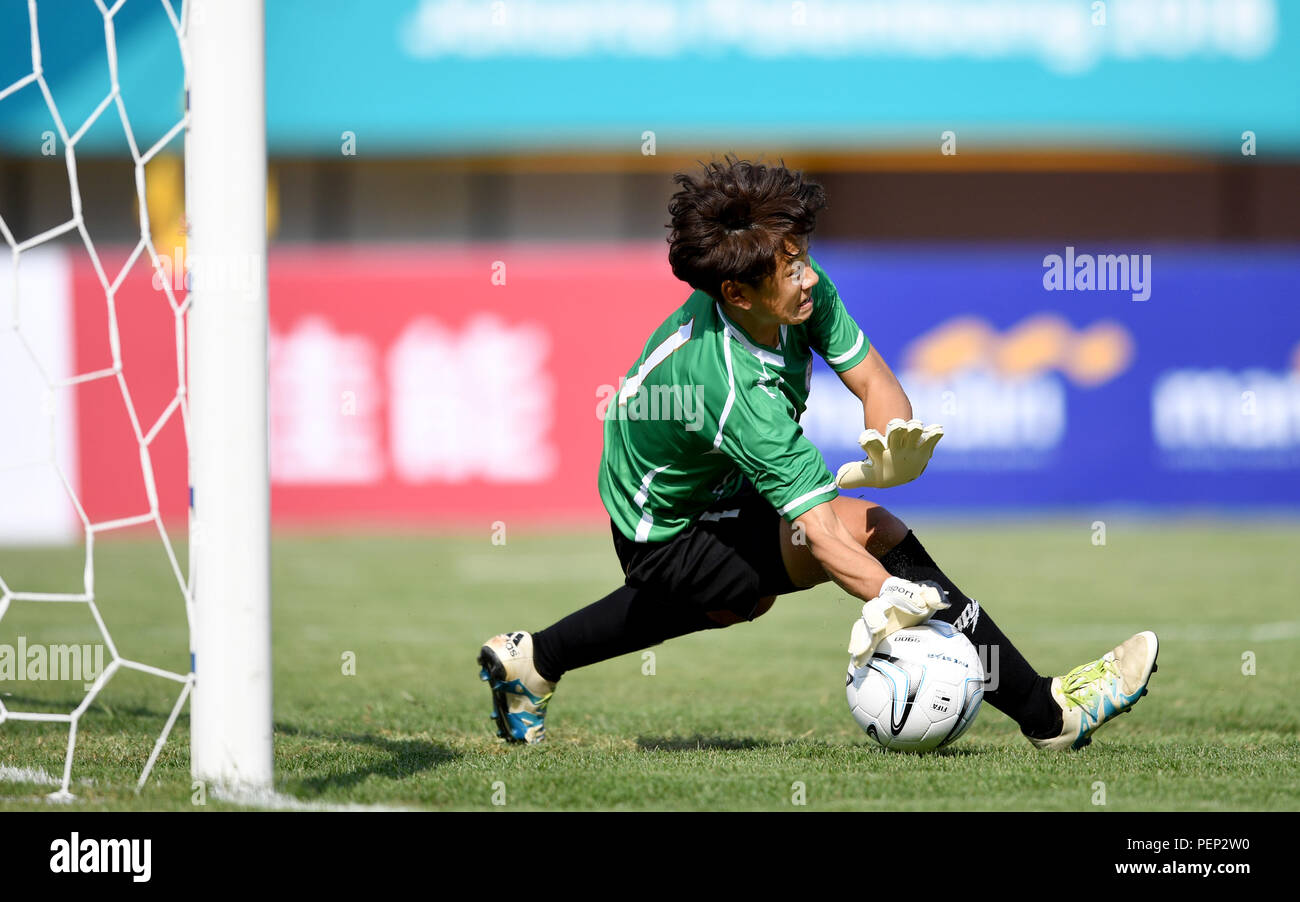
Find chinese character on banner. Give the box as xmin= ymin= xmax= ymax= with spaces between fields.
xmin=270 ymin=316 xmax=385 ymax=483
xmin=387 ymin=314 xmax=557 ymax=483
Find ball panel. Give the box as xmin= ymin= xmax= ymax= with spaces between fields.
xmin=845 ymin=622 xmax=985 ymax=753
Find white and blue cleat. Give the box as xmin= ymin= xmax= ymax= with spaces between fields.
xmin=477 ymin=630 xmax=556 ymax=744
xmin=1029 ymin=630 xmax=1159 ymax=751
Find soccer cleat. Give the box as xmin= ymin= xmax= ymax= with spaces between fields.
xmin=1028 ymin=630 xmax=1159 ymax=751
xmin=477 ymin=630 xmax=557 ymax=744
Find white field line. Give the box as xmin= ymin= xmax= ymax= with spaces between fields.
xmin=212 ymin=786 xmax=418 ymax=812
xmin=0 ymin=765 xmax=62 ymax=786
xmin=0 ymin=769 xmax=417 ymax=811
xmin=0 ymin=765 xmax=94 ymax=788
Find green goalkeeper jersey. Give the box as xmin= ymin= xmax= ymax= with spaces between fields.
xmin=599 ymin=256 xmax=870 ymax=542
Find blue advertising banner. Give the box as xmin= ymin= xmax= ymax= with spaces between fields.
xmin=801 ymin=245 xmax=1300 ymax=509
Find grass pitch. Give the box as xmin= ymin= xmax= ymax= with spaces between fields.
xmin=1 ymin=520 xmax=1297 ymax=811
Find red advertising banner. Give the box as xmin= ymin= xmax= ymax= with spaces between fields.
xmin=71 ymin=245 xmax=678 ymax=529
xmin=71 ymin=252 xmax=189 ymax=531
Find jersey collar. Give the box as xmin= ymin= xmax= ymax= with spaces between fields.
xmin=715 ymin=302 xmax=786 ymax=368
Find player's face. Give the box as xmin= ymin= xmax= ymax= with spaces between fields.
xmin=757 ymin=241 xmax=818 ymax=327
xmin=720 ymin=239 xmax=819 ymax=344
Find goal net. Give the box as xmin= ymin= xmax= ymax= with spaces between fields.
xmin=0 ymin=0 xmax=270 ymax=800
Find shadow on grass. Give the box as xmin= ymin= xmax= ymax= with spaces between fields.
xmin=929 ymin=745 xmax=985 ymax=757
xmin=635 ymin=734 xmax=988 ymax=757
xmin=635 ymin=734 xmax=774 ymax=753
xmin=886 ymin=744 xmax=985 ymax=758
xmin=274 ymin=723 xmax=459 ymax=796
xmin=1 ymin=693 xmax=180 ymax=721
xmin=838 ymin=739 xmax=986 ymax=758
xmin=0 ymin=692 xmax=82 ymax=713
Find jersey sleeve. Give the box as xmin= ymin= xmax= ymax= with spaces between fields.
xmin=807 ymin=256 xmax=870 ymax=372
xmin=712 ymin=356 xmax=838 ymax=522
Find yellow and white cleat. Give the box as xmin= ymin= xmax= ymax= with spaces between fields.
xmin=1029 ymin=630 xmax=1159 ymax=751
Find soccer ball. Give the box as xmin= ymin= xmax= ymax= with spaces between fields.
xmin=846 ymin=620 xmax=985 ymax=752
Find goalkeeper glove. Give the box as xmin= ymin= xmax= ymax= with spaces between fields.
xmin=835 ymin=418 xmax=944 ymax=490
xmin=847 ymin=577 xmax=951 ymax=669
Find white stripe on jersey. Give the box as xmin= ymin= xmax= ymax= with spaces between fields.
xmin=618 ymin=319 xmax=694 ymax=405
xmin=634 ymin=463 xmax=671 ymax=507
xmin=635 ymin=511 xmax=655 ymax=543
xmin=713 ymin=328 xmax=736 ymax=450
xmin=777 ymin=481 xmax=837 ymax=516
xmin=826 ymin=330 xmax=865 ymax=366
xmin=633 ymin=464 xmax=671 ymax=540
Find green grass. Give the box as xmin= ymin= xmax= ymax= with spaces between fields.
xmin=1 ymin=520 xmax=1298 ymax=811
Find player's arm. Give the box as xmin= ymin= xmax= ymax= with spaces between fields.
xmin=831 ymin=340 xmax=944 ymax=491
xmin=794 ymin=499 xmax=892 ymax=600
xmin=836 ymin=345 xmax=912 ymax=434
xmin=796 ymin=499 xmax=950 ymax=665
xmin=804 ymin=254 xmax=908 ymax=430
xmin=709 ymin=373 xmax=947 ymax=660
xmin=803 ymin=257 xmax=943 ymax=489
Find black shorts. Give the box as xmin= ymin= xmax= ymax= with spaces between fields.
xmin=610 ymin=483 xmax=805 ymax=622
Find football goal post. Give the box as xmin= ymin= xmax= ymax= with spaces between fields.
xmin=0 ymin=0 xmax=271 ymax=798
xmin=186 ymin=0 xmax=272 ymax=794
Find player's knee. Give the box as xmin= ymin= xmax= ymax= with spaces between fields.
xmin=865 ymin=505 xmax=909 ymax=554
xmin=831 ymin=495 xmax=909 ymax=555
xmin=705 ymin=594 xmax=776 ymax=626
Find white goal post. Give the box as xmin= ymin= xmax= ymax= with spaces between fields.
xmin=0 ymin=0 xmax=271 ymax=799
xmin=186 ymin=0 xmax=273 ymax=792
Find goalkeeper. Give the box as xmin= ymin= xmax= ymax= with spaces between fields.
xmin=478 ymin=155 xmax=1157 ymax=751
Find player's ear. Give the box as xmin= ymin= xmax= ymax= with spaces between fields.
xmin=719 ymin=279 xmax=753 ymax=311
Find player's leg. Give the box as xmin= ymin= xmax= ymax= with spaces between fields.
xmin=534 ymin=485 xmax=797 ymax=664
xmin=780 ymin=495 xmax=1158 ymax=747
xmin=859 ymin=512 xmax=1158 ymax=748
xmin=481 ymin=490 xmax=789 ymax=742
xmin=704 ymin=595 xmax=776 ymax=626
xmin=478 ymin=579 xmax=721 ymax=743
xmin=778 ymin=495 xmax=909 ymax=588
xmin=779 ymin=495 xmax=1063 ymax=740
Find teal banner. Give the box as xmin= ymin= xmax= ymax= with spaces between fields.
xmin=1 ymin=0 xmax=1297 ymax=155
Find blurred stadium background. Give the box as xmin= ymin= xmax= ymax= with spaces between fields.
xmin=0 ymin=0 xmax=1298 ymax=808
xmin=3 ymin=0 xmax=1298 ymax=540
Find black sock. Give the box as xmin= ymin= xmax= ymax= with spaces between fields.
xmin=878 ymin=531 xmax=1061 ymax=739
xmin=531 ymin=584 xmax=720 ymax=683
